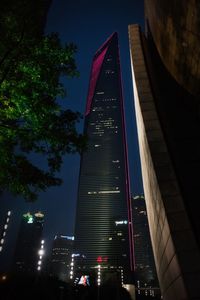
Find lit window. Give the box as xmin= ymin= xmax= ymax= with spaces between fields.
xmin=4 ymin=225 xmax=8 ymax=229
xmin=98 ymin=190 xmax=120 ymax=194
xmin=38 ymin=249 xmax=44 ymax=256
xmin=115 ymin=220 xmax=128 ymax=226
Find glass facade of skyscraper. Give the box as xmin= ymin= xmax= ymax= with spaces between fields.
xmin=50 ymin=235 xmax=74 ymax=282
xmin=74 ymin=33 xmax=134 ymax=285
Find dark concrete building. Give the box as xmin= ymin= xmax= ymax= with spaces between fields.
xmin=128 ymin=3 xmax=200 ymax=298
xmin=132 ymin=195 xmax=160 ymax=297
xmin=12 ymin=212 xmax=44 ymax=275
xmin=74 ymin=32 xmax=134 ymax=286
xmin=50 ymin=235 xmax=74 ymax=282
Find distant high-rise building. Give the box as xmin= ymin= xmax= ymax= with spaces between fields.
xmin=74 ymin=32 xmax=134 ymax=286
xmin=12 ymin=211 xmax=44 ymax=275
xmin=128 ymin=3 xmax=200 ymax=297
xmin=132 ymin=195 xmax=160 ymax=297
xmin=50 ymin=235 xmax=74 ymax=282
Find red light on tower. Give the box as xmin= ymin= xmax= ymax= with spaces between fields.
xmin=97 ymin=256 xmax=108 ymax=263
xmin=97 ymin=256 xmax=103 ymax=263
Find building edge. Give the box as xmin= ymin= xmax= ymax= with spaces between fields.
xmin=128 ymin=24 xmax=200 ymax=299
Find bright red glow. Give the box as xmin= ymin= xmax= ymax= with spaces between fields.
xmin=96 ymin=256 xmax=108 ymax=263
xmin=97 ymin=256 xmax=103 ymax=263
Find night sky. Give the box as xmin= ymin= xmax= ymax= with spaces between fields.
xmin=0 ymin=0 xmax=144 ymax=270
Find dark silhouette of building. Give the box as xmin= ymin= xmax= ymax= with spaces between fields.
xmin=128 ymin=3 xmax=200 ymax=298
xmin=132 ymin=195 xmax=160 ymax=297
xmin=12 ymin=211 xmax=44 ymax=275
xmin=50 ymin=234 xmax=74 ymax=282
xmin=74 ymin=32 xmax=134 ymax=286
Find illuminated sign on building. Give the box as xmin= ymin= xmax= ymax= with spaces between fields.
xmin=115 ymin=220 xmax=128 ymax=226
xmin=78 ymin=275 xmax=90 ymax=286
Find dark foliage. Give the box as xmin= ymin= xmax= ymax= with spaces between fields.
xmin=0 ymin=0 xmax=86 ymax=201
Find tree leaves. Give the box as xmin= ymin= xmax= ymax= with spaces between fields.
xmin=0 ymin=2 xmax=86 ymax=201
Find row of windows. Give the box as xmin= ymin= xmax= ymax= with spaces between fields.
xmin=87 ymin=190 xmax=120 ymax=195
xmin=95 ymin=98 xmax=117 ymax=102
xmin=105 ymin=69 xmax=115 ymax=75
xmin=91 ymin=131 xmax=119 ymax=136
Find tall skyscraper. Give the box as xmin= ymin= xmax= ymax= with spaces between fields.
xmin=12 ymin=211 xmax=44 ymax=275
xmin=74 ymin=32 xmax=134 ymax=286
xmin=132 ymin=195 xmax=160 ymax=297
xmin=128 ymin=3 xmax=200 ymax=297
xmin=50 ymin=234 xmax=74 ymax=282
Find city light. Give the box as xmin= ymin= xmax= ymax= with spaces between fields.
xmin=38 ymin=249 xmax=44 ymax=256
xmin=115 ymin=220 xmax=128 ymax=226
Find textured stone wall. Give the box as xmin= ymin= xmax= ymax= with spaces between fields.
xmin=129 ymin=24 xmax=200 ymax=299
xmin=144 ymin=0 xmax=200 ymax=97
